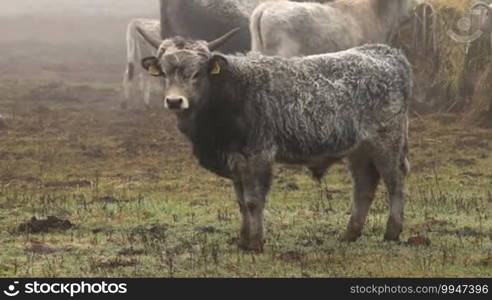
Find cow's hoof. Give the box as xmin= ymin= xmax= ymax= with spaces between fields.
xmin=383 ymin=234 xmax=400 ymax=242
xmin=384 ymin=224 xmax=402 ymax=241
xmin=238 ymin=239 xmax=264 ymax=253
xmin=383 ymin=229 xmax=401 ymax=241
xmin=341 ymin=230 xmax=361 ymax=242
xmin=237 ymin=237 xmax=249 ymax=248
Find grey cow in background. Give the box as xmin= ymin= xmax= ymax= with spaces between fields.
xmin=123 ymin=18 xmax=160 ymax=107
xmin=251 ymin=0 xmax=418 ymax=57
xmin=137 ymin=27 xmax=413 ymax=252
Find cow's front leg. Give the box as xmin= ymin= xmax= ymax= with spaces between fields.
xmin=237 ymin=162 xmax=272 ymax=252
xmin=233 ymin=181 xmax=250 ymax=248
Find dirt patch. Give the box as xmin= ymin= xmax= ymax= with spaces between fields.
xmin=406 ymin=236 xmax=431 ymax=247
xmin=413 ymin=217 xmax=452 ymax=233
xmin=18 ymin=216 xmax=73 ymax=234
xmin=90 ymin=225 xmax=114 ymax=234
xmin=452 ymin=158 xmax=477 ymax=167
xmin=97 ymin=196 xmax=123 ymax=205
xmin=1 ymin=175 xmax=40 ymax=186
xmin=479 ymin=257 xmax=492 ymax=266
xmin=195 ymin=226 xmax=220 ymax=234
xmin=278 ymin=250 xmax=305 ymax=262
xmin=296 ymin=235 xmax=325 ymax=247
xmin=131 ymin=224 xmax=168 ymax=243
xmin=89 ymin=196 xmax=135 ymax=206
xmin=44 ymin=180 xmax=91 ymax=188
xmin=454 ymin=137 xmax=490 ymax=149
xmin=118 ymin=248 xmax=145 ymax=256
xmin=441 ymin=227 xmax=487 ymax=238
xmin=460 ymin=171 xmax=484 ymax=178
xmin=82 ymin=146 xmax=106 ymax=159
xmin=97 ymin=258 xmax=139 ymax=270
xmin=26 ymin=243 xmax=69 ymax=254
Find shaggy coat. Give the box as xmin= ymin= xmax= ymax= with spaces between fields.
xmin=181 ymin=47 xmax=412 ymax=180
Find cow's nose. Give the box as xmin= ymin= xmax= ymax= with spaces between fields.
xmin=165 ymin=96 xmax=185 ymax=109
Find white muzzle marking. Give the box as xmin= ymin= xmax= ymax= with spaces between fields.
xmin=164 ymin=95 xmax=189 ymax=110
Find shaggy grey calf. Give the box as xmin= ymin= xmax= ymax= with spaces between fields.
xmin=137 ymin=28 xmax=412 ymax=252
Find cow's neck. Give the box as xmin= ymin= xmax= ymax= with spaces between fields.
xmin=176 ymin=72 xmax=248 ymax=178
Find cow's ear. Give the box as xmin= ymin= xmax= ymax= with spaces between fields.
xmin=208 ymin=54 xmax=228 ymax=76
xmin=141 ymin=56 xmax=163 ymax=77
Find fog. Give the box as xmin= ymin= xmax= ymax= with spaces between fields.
xmin=0 ymin=1 xmax=160 ymax=82
xmin=0 ymin=0 xmax=157 ymax=17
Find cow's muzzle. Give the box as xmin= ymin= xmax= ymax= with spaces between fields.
xmin=164 ymin=96 xmax=189 ymax=111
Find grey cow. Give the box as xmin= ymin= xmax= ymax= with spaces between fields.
xmin=251 ymin=0 xmax=417 ymax=57
xmin=137 ymin=28 xmax=412 ymax=252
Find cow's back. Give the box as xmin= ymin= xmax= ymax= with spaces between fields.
xmin=227 ymin=45 xmax=412 ymax=157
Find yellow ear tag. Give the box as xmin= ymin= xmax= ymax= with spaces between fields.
xmin=148 ymin=65 xmax=161 ymax=76
xmin=211 ymin=62 xmax=221 ymax=75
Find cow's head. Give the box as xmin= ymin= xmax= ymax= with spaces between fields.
xmin=137 ymin=27 xmax=239 ymax=112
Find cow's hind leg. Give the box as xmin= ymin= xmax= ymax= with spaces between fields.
xmin=371 ymin=142 xmax=408 ymax=241
xmin=343 ymin=152 xmax=380 ymax=241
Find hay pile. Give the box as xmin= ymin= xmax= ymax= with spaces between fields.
xmin=397 ymin=0 xmax=492 ymax=125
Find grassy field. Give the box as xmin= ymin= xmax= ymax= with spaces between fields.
xmin=0 ymin=0 xmax=491 ymax=278
xmin=0 ymin=79 xmax=491 ymax=278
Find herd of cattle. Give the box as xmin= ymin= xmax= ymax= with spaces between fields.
xmin=119 ymin=0 xmax=490 ymax=252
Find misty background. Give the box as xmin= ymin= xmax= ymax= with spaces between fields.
xmin=0 ymin=0 xmax=158 ymax=82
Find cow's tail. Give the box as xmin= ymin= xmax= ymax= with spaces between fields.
xmin=401 ymin=118 xmax=410 ymax=176
xmin=250 ymin=5 xmax=266 ymax=53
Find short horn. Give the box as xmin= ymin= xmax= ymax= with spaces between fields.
xmin=136 ymin=27 xmax=162 ymax=49
xmin=207 ymin=28 xmax=240 ymax=51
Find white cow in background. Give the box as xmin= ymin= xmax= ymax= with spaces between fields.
xmin=122 ymin=18 xmax=160 ymax=109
